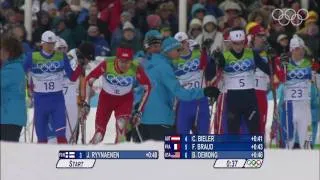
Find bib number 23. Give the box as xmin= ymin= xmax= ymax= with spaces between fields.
xmin=291 ymin=89 xmax=303 ymax=98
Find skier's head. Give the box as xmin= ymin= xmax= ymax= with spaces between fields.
xmin=116 ymin=47 xmax=134 ymax=73
xmin=77 ymin=42 xmax=95 ymax=65
xmin=55 ymin=36 xmax=68 ymax=53
xmin=290 ymin=34 xmax=305 ymax=61
xmin=246 ymin=23 xmax=266 ymax=50
xmin=229 ymin=29 xmax=246 ymax=53
xmin=174 ymin=32 xmax=190 ymax=52
xmin=161 ymin=37 xmax=182 ymax=60
xmin=144 ymin=30 xmax=162 ymax=54
xmin=41 ymin=31 xmax=57 ymax=54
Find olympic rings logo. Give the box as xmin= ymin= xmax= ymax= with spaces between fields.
xmin=105 ymin=74 xmax=133 ymax=86
xmin=288 ymin=69 xmax=310 ymax=79
xmin=246 ymin=159 xmax=263 ymax=168
xmin=229 ymin=59 xmax=254 ymax=72
xmin=34 ymin=62 xmax=62 ymax=72
xmin=271 ymin=8 xmax=309 ymax=26
xmin=177 ymin=59 xmax=200 ymax=73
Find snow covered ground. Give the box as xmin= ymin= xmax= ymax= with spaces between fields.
xmin=1 ymin=141 xmax=319 ymax=180
xmin=20 ymin=100 xmax=320 ymax=144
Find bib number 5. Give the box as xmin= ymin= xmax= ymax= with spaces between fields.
xmin=239 ymin=79 xmax=245 ymax=87
xmin=44 ymin=82 xmax=55 ymax=91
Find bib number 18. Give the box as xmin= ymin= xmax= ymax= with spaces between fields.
xmin=44 ymin=82 xmax=55 ymax=91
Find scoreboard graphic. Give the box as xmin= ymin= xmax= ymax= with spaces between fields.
xmin=164 ymin=135 xmax=264 ymax=168
xmin=56 ymin=135 xmax=264 ymax=169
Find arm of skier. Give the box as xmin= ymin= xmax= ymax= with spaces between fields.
xmin=159 ymin=63 xmax=205 ymax=101
xmin=253 ymin=51 xmax=270 ymax=75
xmin=63 ymin=54 xmax=83 ymax=82
xmin=135 ymin=65 xmax=152 ymax=112
xmin=23 ymin=52 xmax=32 ymax=73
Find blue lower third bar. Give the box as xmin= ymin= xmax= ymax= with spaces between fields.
xmin=82 ymin=150 xmax=159 ymax=159
xmin=186 ymin=151 xmax=264 ymax=159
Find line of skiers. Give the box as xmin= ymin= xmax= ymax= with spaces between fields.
xmin=23 ymin=26 xmax=319 ymax=149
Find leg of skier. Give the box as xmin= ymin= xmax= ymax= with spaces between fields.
xmin=90 ymin=90 xmax=113 ymax=144
xmin=176 ymin=101 xmax=195 ymax=134
xmin=34 ymin=96 xmax=50 ymax=143
xmin=114 ymin=93 xmax=133 ymax=143
xmin=226 ymin=91 xmax=242 ymax=134
xmin=51 ymin=94 xmax=68 ymax=144
xmin=196 ymin=99 xmax=210 ymax=134
xmin=293 ymin=101 xmax=312 ymax=149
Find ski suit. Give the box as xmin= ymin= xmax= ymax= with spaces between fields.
xmin=172 ymin=49 xmax=210 ymax=134
xmin=86 ymin=58 xmax=151 ymax=143
xmin=24 ymin=50 xmax=82 ymax=143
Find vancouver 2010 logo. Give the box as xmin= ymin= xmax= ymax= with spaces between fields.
xmin=271 ymin=8 xmax=309 ymax=26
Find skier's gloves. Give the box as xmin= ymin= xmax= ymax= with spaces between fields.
xmin=132 ymin=111 xmax=142 ymax=127
xmin=212 ymin=50 xmax=225 ymax=68
xmin=79 ymin=101 xmax=90 ymax=122
xmin=204 ymin=87 xmax=220 ymax=99
xmin=280 ymin=53 xmax=289 ymax=64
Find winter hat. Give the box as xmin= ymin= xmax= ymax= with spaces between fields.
xmin=174 ymin=32 xmax=189 ymax=42
xmin=290 ymin=34 xmax=305 ymax=52
xmin=247 ymin=24 xmax=265 ymax=36
xmin=223 ymin=1 xmax=241 ymax=12
xmin=277 ymin=34 xmax=288 ymax=43
xmin=305 ymin=11 xmax=318 ymax=25
xmin=116 ymin=47 xmax=134 ymax=61
xmin=123 ymin=21 xmax=135 ymax=31
xmin=161 ymin=37 xmax=181 ymax=54
xmin=147 ymin=14 xmax=162 ymax=29
xmin=121 ymin=11 xmax=132 ymax=19
xmin=41 ymin=31 xmax=57 ymax=44
xmin=55 ymin=36 xmax=68 ymax=49
xmin=78 ymin=42 xmax=95 ymax=60
xmin=144 ymin=30 xmax=163 ymax=48
xmin=58 ymin=0 xmax=69 ymax=11
xmin=203 ymin=15 xmax=218 ymax=27
xmin=191 ymin=3 xmax=206 ymax=18
xmin=189 ymin=18 xmax=202 ymax=29
xmin=229 ymin=30 xmax=245 ymax=42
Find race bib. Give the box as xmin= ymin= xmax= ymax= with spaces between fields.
xmin=224 ymin=71 xmax=255 ymax=90
xmin=102 ymin=77 xmax=133 ymax=96
xmin=178 ymin=71 xmax=203 ymax=89
xmin=62 ymin=77 xmax=79 ymax=96
xmin=32 ymin=72 xmax=64 ymax=93
xmin=284 ymin=81 xmax=311 ymax=101
xmin=255 ymin=69 xmax=269 ymax=91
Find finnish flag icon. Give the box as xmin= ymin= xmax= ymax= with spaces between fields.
xmin=65 ymin=152 xmax=76 ymax=159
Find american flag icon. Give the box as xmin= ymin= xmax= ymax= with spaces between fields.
xmin=65 ymin=152 xmax=76 ymax=159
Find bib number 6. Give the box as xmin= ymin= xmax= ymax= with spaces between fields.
xmin=291 ymin=89 xmax=303 ymax=98
xmin=44 ymin=82 xmax=55 ymax=91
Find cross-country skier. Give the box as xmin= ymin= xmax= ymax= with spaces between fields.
xmin=23 ymin=31 xmax=85 ymax=143
xmin=86 ymin=47 xmax=152 ymax=144
xmin=213 ymin=28 xmax=270 ymax=134
xmin=135 ymin=37 xmax=220 ymax=141
xmin=278 ymin=35 xmax=314 ymax=149
xmin=173 ymin=32 xmax=210 ymax=134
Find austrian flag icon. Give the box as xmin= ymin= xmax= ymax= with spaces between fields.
xmin=170 ymin=136 xmax=180 ymax=142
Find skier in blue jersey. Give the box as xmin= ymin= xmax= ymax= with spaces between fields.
xmin=173 ymin=32 xmax=210 ymax=134
xmin=134 ymin=37 xmax=220 ymax=141
xmin=24 ymin=31 xmax=86 ymax=143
